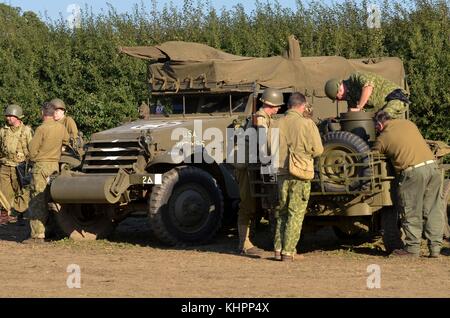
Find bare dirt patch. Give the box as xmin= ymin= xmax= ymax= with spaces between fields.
xmin=0 ymin=216 xmax=449 ymax=298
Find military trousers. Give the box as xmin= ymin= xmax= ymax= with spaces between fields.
xmin=29 ymin=162 xmax=59 ymax=239
xmin=382 ymin=100 xmax=407 ymax=119
xmin=0 ymin=164 xmax=30 ymax=214
xmin=235 ymin=168 xmax=257 ymax=250
xmin=274 ymin=175 xmax=311 ymax=256
xmin=397 ymin=162 xmax=443 ymax=255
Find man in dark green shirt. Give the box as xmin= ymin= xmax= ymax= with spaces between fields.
xmin=325 ymin=72 xmax=409 ymax=119
xmin=373 ymin=111 xmax=443 ymax=258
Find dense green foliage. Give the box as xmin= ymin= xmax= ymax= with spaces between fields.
xmin=0 ymin=0 xmax=448 ymax=141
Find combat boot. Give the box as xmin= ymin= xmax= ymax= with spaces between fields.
xmin=274 ymin=250 xmax=282 ymax=261
xmin=0 ymin=210 xmax=9 ymax=225
xmin=240 ymin=246 xmax=264 ymax=258
xmin=389 ymin=249 xmax=419 ymax=258
xmin=281 ymin=254 xmax=305 ymax=262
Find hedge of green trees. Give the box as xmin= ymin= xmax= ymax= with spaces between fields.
xmin=0 ymin=0 xmax=448 ymax=142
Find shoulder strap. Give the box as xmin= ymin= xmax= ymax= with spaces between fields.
xmin=18 ymin=125 xmax=30 ymax=159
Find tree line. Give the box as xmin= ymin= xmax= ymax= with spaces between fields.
xmin=0 ymin=0 xmax=448 ymax=142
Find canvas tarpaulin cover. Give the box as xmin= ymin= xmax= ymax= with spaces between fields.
xmin=120 ymin=40 xmax=407 ymax=96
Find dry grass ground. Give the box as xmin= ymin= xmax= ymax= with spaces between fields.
xmin=0 ymin=216 xmax=449 ymax=298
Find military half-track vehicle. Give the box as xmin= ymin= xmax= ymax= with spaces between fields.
xmin=49 ymin=37 xmax=450 ymax=248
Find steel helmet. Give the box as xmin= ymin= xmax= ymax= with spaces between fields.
xmin=260 ymin=88 xmax=284 ymax=107
xmin=50 ymin=98 xmax=66 ymax=110
xmin=324 ymin=78 xmax=341 ymax=101
xmin=4 ymin=104 xmax=24 ymax=119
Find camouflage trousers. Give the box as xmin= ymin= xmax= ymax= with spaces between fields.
xmin=274 ymin=175 xmax=311 ymax=256
xmin=381 ymin=100 xmax=407 ymax=119
xmin=0 ymin=164 xmax=30 ymax=215
xmin=235 ymin=168 xmax=257 ymax=250
xmin=29 ymin=162 xmax=59 ymax=239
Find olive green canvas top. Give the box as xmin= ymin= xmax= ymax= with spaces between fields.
xmin=120 ymin=38 xmax=407 ymax=97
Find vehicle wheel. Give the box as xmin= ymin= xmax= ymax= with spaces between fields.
xmin=317 ymin=131 xmax=371 ymax=192
xmin=149 ymin=166 xmax=224 ymax=245
xmin=380 ymin=207 xmax=404 ymax=253
xmin=442 ymin=179 xmax=450 ymax=239
xmin=55 ymin=204 xmax=116 ymax=240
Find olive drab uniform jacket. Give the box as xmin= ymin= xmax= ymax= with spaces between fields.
xmin=29 ymin=119 xmax=69 ymax=163
xmin=343 ymin=72 xmax=408 ymax=116
xmin=277 ymin=109 xmax=323 ymax=175
xmin=255 ymin=109 xmax=273 ymax=130
xmin=255 ymin=108 xmax=275 ymax=156
xmin=57 ymin=115 xmax=78 ymax=143
xmin=0 ymin=123 xmax=33 ymax=166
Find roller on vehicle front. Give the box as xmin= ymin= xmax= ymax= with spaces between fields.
xmin=50 ymin=169 xmax=162 ymax=204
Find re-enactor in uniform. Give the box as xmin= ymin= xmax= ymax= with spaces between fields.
xmin=0 ymin=104 xmax=33 ymax=223
xmin=24 ymin=102 xmax=69 ymax=243
xmin=275 ymin=93 xmax=323 ymax=261
xmin=51 ymin=98 xmax=79 ymax=143
xmin=373 ymin=111 xmax=443 ymax=258
xmin=236 ymin=88 xmax=283 ymax=257
xmin=324 ymin=72 xmax=409 ymax=119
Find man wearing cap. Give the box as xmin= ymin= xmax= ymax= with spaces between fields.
xmin=24 ymin=102 xmax=69 ymax=243
xmin=0 ymin=104 xmax=33 ymax=224
xmin=373 ymin=111 xmax=443 ymax=258
xmin=50 ymin=98 xmax=79 ymax=143
xmin=236 ymin=88 xmax=283 ymax=257
xmin=324 ymin=72 xmax=409 ymax=119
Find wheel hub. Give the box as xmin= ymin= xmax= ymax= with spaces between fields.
xmin=171 ymin=186 xmax=211 ymax=232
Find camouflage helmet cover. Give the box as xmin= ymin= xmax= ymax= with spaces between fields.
xmin=260 ymin=88 xmax=284 ymax=107
xmin=50 ymin=98 xmax=66 ymax=110
xmin=324 ymin=78 xmax=341 ymax=101
xmin=4 ymin=104 xmax=24 ymax=119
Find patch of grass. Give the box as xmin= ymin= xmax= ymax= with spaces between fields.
xmin=52 ymin=238 xmax=139 ymax=250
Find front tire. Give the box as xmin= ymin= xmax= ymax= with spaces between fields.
xmin=148 ymin=166 xmax=224 ymax=245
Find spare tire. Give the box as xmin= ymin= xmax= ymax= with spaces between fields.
xmin=317 ymin=131 xmax=372 ymax=192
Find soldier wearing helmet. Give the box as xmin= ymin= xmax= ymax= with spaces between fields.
xmin=0 ymin=104 xmax=33 ymax=224
xmin=50 ymin=98 xmax=79 ymax=143
xmin=236 ymin=88 xmax=283 ymax=258
xmin=255 ymin=87 xmax=284 ymax=129
xmin=324 ymin=72 xmax=409 ymax=119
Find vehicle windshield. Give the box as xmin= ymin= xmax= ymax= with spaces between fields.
xmin=150 ymin=93 xmax=249 ymax=115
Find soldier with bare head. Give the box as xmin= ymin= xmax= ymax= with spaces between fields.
xmin=24 ymin=102 xmax=69 ymax=243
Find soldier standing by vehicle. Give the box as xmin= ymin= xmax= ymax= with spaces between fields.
xmin=24 ymin=102 xmax=68 ymax=243
xmin=372 ymin=111 xmax=443 ymax=257
xmin=51 ymin=98 xmax=79 ymax=143
xmin=236 ymin=88 xmax=283 ymax=257
xmin=0 ymin=104 xmax=33 ymax=224
xmin=275 ymin=93 xmax=323 ymax=261
xmin=139 ymin=101 xmax=150 ymax=119
xmin=324 ymin=72 xmax=409 ymax=119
